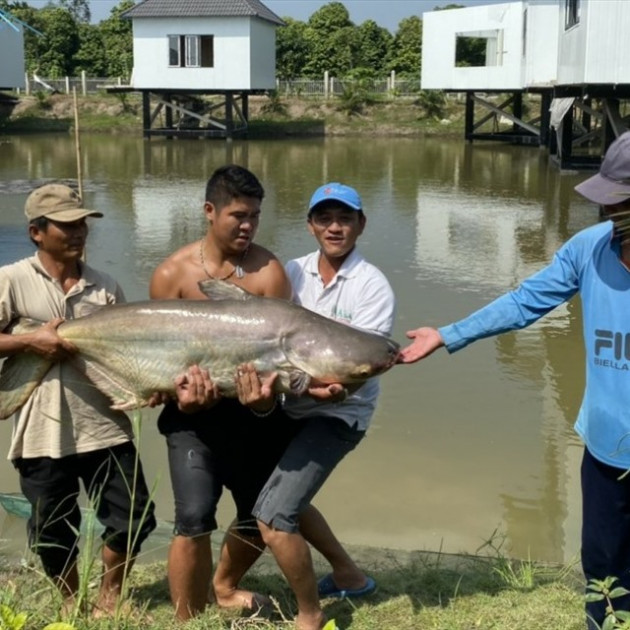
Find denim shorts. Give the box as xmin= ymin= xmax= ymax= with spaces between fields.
xmin=14 ymin=441 xmax=156 ymax=578
xmin=253 ymin=415 xmax=365 ymax=533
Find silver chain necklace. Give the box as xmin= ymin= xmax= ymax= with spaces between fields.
xmin=199 ymin=240 xmax=247 ymax=281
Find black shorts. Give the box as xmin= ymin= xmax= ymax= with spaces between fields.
xmin=14 ymin=441 xmax=156 ymax=578
xmin=158 ymin=398 xmax=300 ymax=537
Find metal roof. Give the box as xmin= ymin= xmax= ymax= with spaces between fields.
xmin=122 ymin=0 xmax=284 ymax=25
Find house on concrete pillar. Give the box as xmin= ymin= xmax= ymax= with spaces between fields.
xmin=0 ymin=9 xmax=27 ymax=93
xmin=118 ymin=0 xmax=284 ymax=139
xmin=421 ymin=0 xmax=630 ymax=169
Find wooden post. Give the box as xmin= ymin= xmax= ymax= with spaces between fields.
xmin=560 ymin=104 xmax=574 ymax=169
xmin=226 ymin=92 xmax=234 ymax=139
xmin=539 ymin=91 xmax=552 ymax=148
xmin=242 ymin=92 xmax=249 ymax=123
xmin=512 ymin=91 xmax=522 ymax=134
xmin=465 ymin=92 xmax=474 ymax=142
xmin=142 ymin=91 xmax=151 ymax=139
xmin=81 ymin=70 xmax=87 ymax=96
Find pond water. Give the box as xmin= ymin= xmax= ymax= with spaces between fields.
xmin=0 ymin=132 xmax=599 ymax=565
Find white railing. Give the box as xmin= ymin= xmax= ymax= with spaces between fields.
xmin=15 ymin=71 xmax=423 ymax=99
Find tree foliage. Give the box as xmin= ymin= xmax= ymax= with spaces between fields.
xmin=387 ymin=15 xmax=422 ymax=77
xmin=276 ymin=17 xmax=311 ymax=80
xmin=3 ymin=0 xmax=426 ymax=80
xmin=301 ymin=2 xmax=357 ymax=77
xmin=356 ymin=19 xmax=392 ymax=75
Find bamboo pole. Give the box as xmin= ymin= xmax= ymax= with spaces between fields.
xmin=73 ymin=86 xmax=83 ymax=201
xmin=73 ymin=86 xmax=85 ymax=261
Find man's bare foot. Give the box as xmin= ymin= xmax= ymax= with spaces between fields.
xmin=296 ymin=610 xmax=327 ymax=630
xmin=60 ymin=595 xmax=88 ymax=619
xmin=215 ymin=588 xmax=272 ymax=615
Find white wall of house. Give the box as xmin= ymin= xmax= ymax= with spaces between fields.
xmin=422 ymin=1 xmax=559 ymax=91
xmin=130 ymin=16 xmax=276 ymax=90
xmin=521 ymin=2 xmax=560 ymax=88
xmin=422 ymin=3 xmax=526 ymax=91
xmin=0 ymin=24 xmax=25 ymax=90
xmin=557 ymin=0 xmax=630 ymax=85
xmin=249 ymin=18 xmax=276 ymax=90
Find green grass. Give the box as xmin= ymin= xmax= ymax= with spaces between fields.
xmin=0 ymin=545 xmax=588 ymax=630
xmin=0 ymin=92 xmax=466 ymax=138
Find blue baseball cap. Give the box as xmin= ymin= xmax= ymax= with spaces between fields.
xmin=308 ymin=182 xmax=363 ymax=213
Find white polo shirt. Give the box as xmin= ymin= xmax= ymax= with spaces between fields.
xmin=283 ymin=248 xmax=396 ymax=431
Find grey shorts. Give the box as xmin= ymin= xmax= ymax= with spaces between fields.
xmin=252 ymin=415 xmax=365 ymax=533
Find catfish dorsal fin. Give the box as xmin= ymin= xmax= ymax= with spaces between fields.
xmin=198 ymin=279 xmax=252 ymax=301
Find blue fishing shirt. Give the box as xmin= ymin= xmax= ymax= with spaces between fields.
xmin=439 ymin=221 xmax=630 ymax=469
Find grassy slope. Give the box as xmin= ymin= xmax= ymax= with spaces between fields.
xmin=0 ymin=92 xmax=465 ymax=137
xmin=0 ymin=543 xmax=587 ymax=630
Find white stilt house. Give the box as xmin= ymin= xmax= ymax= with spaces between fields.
xmin=421 ymin=0 xmax=630 ymax=168
xmin=0 ymin=9 xmax=27 ymax=91
xmin=118 ymin=0 xmax=284 ymax=138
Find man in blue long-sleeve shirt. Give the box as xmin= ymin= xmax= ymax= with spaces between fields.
xmin=399 ymin=131 xmax=630 ymax=629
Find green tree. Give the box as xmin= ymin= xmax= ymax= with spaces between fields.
xmin=58 ymin=0 xmax=90 ymax=23
xmin=97 ymin=0 xmax=134 ymax=78
xmin=303 ymin=1 xmax=356 ymax=77
xmin=74 ymin=22 xmax=106 ymax=75
xmin=275 ymin=17 xmax=310 ymax=80
xmin=33 ymin=6 xmax=79 ymax=77
xmin=355 ymin=19 xmax=392 ymax=74
xmin=387 ymin=15 xmax=422 ymax=77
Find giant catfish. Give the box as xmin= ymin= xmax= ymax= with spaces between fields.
xmin=0 ymin=279 xmax=400 ymax=418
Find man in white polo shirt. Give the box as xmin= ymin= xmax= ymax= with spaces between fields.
xmin=252 ymin=183 xmax=397 ymax=630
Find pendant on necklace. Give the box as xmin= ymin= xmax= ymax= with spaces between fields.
xmin=235 ymin=265 xmax=244 ymax=279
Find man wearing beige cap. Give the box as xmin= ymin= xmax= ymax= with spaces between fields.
xmin=398 ymin=131 xmax=630 ymax=629
xmin=0 ymin=183 xmax=156 ymax=616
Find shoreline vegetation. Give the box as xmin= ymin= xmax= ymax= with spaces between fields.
xmin=0 ymin=90 xmax=593 ymax=629
xmin=0 ymin=531 xmax=587 ymax=630
xmin=0 ymin=91 xmax=467 ymax=138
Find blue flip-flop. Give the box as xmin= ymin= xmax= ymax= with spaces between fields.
xmin=317 ymin=573 xmax=377 ymax=599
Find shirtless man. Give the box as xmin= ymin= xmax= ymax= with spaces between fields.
xmin=149 ymin=164 xmax=294 ymax=619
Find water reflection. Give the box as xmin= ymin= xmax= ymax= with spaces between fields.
xmin=0 ymin=133 xmax=599 ymax=564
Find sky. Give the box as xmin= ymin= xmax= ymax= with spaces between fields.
xmin=22 ymin=0 xmax=506 ymax=33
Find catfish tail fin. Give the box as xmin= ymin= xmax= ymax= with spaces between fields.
xmin=0 ymin=353 xmax=53 ymax=419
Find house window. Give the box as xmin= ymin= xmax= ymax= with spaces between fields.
xmin=168 ymin=35 xmax=214 ymax=67
xmin=565 ymin=0 xmax=580 ymax=29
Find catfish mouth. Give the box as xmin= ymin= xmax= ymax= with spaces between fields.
xmin=355 ymin=341 xmax=401 ymax=379
xmin=379 ymin=340 xmax=401 ymax=371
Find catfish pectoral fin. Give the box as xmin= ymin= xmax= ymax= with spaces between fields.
xmin=77 ymin=358 xmax=151 ymax=411
xmin=289 ymin=370 xmax=311 ymax=395
xmin=0 ymin=353 xmax=53 ymax=419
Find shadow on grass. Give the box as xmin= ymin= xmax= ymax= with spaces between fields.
xmin=0 ymin=116 xmax=73 ymax=134
xmin=246 ymin=119 xmax=326 ymax=138
xmin=127 ymin=546 xmax=580 ymax=628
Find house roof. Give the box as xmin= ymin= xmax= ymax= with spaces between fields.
xmin=0 ymin=8 xmax=42 ymax=35
xmin=122 ymin=0 xmax=284 ymax=26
